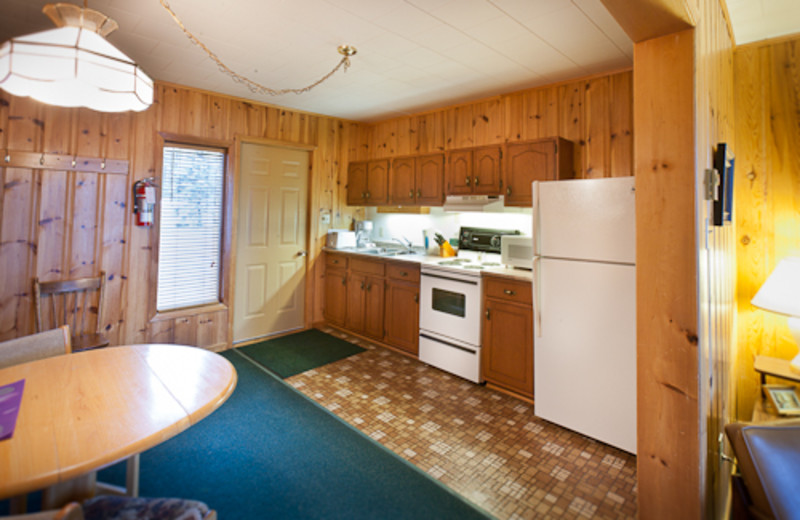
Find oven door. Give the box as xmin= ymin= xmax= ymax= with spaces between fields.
xmin=419 ymin=267 xmax=481 ymax=346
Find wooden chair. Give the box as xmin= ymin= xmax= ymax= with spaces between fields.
xmin=0 ymin=325 xmax=71 ymax=369
xmin=33 ymin=272 xmax=109 ymax=352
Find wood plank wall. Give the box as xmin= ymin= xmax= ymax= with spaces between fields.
xmin=633 ymin=0 xmax=735 ymax=516
xmin=0 ymin=84 xmax=362 ymax=347
xmin=734 ymin=34 xmax=800 ymax=417
xmin=695 ymin=0 xmax=736 ymax=516
xmin=349 ymin=70 xmax=633 ymax=180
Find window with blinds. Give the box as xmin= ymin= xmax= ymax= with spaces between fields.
xmin=156 ymin=145 xmax=225 ymax=312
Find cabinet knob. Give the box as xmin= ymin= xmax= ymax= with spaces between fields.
xmin=506 ymin=186 xmax=512 ymax=196
xmin=366 ymin=191 xmax=371 ymax=199
xmin=417 ymin=189 xmax=422 ymax=197
xmin=474 ymin=177 xmax=479 ymax=186
xmin=332 ymin=259 xmax=339 ymax=264
xmin=361 ymin=192 xmax=367 ymax=199
xmin=504 ymin=289 xmax=516 ymax=296
xmin=465 ymin=176 xmax=471 ymax=186
xmin=366 ymin=283 xmax=372 ymax=291
xmin=485 ymin=308 xmax=491 ymax=320
xmin=360 ymin=281 xmax=365 ymax=290
xmin=401 ymin=271 xmax=407 ymax=277
xmin=409 ymin=190 xmax=414 ymax=198
xmin=342 ymin=277 xmax=346 ymax=285
xmin=414 ymin=294 xmax=419 ymax=303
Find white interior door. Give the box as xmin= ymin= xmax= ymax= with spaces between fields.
xmin=233 ymin=143 xmax=308 ymax=343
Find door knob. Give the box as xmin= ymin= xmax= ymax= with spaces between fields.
xmin=297 ymin=250 xmax=308 ymax=257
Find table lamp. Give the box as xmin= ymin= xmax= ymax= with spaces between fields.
xmin=751 ymin=257 xmax=800 ymax=374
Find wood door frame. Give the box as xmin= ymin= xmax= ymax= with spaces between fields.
xmin=149 ymin=132 xmax=234 ymax=325
xmin=228 ymin=136 xmax=317 ymax=348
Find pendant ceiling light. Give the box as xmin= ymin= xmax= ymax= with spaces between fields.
xmin=0 ymin=2 xmax=153 ymax=112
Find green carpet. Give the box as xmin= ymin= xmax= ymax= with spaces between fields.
xmin=236 ymin=328 xmax=365 ymax=378
xmin=97 ymin=351 xmax=492 ymax=519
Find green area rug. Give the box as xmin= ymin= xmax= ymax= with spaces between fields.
xmin=96 ymin=350 xmax=492 ymax=520
xmin=236 ymin=328 xmax=365 ymax=378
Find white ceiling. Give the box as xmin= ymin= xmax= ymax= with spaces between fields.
xmin=0 ymin=0 xmax=633 ymax=121
xmin=726 ymin=0 xmax=800 ymax=45
xmin=0 ymin=1 xmax=797 ymax=122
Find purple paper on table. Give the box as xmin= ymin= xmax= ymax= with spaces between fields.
xmin=0 ymin=379 xmax=25 ymax=441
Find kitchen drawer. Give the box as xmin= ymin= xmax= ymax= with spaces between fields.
xmin=326 ymin=252 xmax=348 ymax=269
xmin=484 ymin=276 xmax=532 ymax=305
xmin=349 ymin=256 xmax=385 ymax=276
xmin=386 ymin=261 xmax=420 ymax=283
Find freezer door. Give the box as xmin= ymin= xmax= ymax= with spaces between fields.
xmin=534 ymin=257 xmax=636 ymax=454
xmin=536 ymin=176 xmax=635 ymax=264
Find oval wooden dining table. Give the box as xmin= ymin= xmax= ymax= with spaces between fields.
xmin=0 ymin=344 xmax=237 ymax=501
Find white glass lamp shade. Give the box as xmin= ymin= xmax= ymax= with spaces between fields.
xmin=0 ymin=26 xmax=153 ymax=112
xmin=752 ymin=257 xmax=800 ymax=373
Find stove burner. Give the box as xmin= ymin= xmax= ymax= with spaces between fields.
xmin=438 ymin=259 xmax=470 ymax=266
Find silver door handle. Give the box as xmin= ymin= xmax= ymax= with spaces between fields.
xmin=297 ymin=250 xmax=308 ymax=257
xmin=533 ymin=255 xmax=542 ymax=338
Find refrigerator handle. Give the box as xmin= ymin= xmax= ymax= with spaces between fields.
xmin=533 ymin=255 xmax=542 ymax=338
xmin=532 ymin=181 xmax=542 ymax=338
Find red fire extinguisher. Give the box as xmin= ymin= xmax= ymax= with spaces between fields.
xmin=133 ymin=178 xmax=157 ymax=227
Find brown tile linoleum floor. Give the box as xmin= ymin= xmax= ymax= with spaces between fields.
xmin=285 ymin=327 xmax=637 ymax=520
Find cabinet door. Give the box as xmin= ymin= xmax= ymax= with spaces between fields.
xmin=346 ymin=161 xmax=368 ymax=206
xmin=323 ymin=268 xmax=347 ymax=326
xmin=416 ymin=153 xmax=445 ymax=206
xmin=445 ymin=150 xmax=473 ymax=195
xmin=482 ymin=299 xmax=533 ymax=397
xmin=345 ymin=272 xmax=366 ymax=332
xmin=504 ymin=140 xmax=555 ymax=206
xmin=384 ymin=280 xmax=420 ymax=355
xmin=389 ymin=157 xmax=416 ymax=205
xmin=366 ymin=160 xmax=389 ymax=205
xmin=363 ymin=275 xmax=385 ymax=339
xmin=472 ymin=146 xmax=502 ymax=195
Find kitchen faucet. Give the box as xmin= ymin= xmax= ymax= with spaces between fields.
xmin=392 ymin=236 xmax=414 ymax=252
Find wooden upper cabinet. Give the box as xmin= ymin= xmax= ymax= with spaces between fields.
xmin=503 ymin=138 xmax=574 ymax=206
xmin=445 ymin=146 xmax=502 ymax=196
xmin=346 ymin=161 xmax=368 ymax=206
xmin=445 ymin=149 xmax=472 ymax=195
xmin=389 ymin=157 xmax=417 ymax=205
xmin=416 ymin=153 xmax=445 ymax=205
xmin=389 ymin=154 xmax=445 ymax=206
xmin=347 ymin=159 xmax=389 ymax=206
xmin=472 ymin=146 xmax=502 ymax=194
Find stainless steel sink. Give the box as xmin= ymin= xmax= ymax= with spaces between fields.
xmin=352 ymin=247 xmax=420 ymax=257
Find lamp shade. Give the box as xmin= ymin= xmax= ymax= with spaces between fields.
xmin=751 ymin=257 xmax=800 ymax=317
xmin=0 ymin=11 xmax=152 ymax=112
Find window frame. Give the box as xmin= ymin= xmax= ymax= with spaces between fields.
xmin=150 ymin=133 xmax=233 ymax=321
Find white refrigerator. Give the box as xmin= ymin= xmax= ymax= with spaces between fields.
xmin=532 ymin=176 xmax=636 ymax=454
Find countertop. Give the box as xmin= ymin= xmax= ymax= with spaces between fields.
xmin=323 ymin=246 xmax=533 ymax=281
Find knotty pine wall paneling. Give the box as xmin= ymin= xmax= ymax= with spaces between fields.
xmin=353 ymin=70 xmax=633 ymax=181
xmin=734 ymin=35 xmax=800 ymax=417
xmin=0 ymin=83 xmax=361 ymax=348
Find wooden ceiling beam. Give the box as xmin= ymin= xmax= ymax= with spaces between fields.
xmin=600 ymin=0 xmax=698 ymax=42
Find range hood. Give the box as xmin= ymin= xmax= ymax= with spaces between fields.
xmin=442 ymin=195 xmax=505 ymax=212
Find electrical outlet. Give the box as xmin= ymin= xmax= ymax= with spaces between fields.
xmin=320 ymin=211 xmax=331 ymax=225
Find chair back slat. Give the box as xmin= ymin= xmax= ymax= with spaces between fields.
xmin=33 ymin=273 xmax=108 ymax=352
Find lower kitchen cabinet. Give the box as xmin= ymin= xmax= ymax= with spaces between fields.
xmin=482 ymin=275 xmax=533 ymax=398
xmin=324 ymin=252 xmax=421 ymax=356
xmin=344 ymin=257 xmax=386 ymax=340
xmin=323 ymin=254 xmax=348 ymax=327
xmin=383 ymin=262 xmax=420 ymax=355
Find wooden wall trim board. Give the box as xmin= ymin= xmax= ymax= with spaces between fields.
xmin=634 ymin=29 xmax=700 ymax=519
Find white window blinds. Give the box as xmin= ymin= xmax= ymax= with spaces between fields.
xmin=157 ymin=145 xmax=225 ymax=312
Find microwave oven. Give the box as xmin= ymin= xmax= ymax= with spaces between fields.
xmin=500 ymin=235 xmax=533 ymax=269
